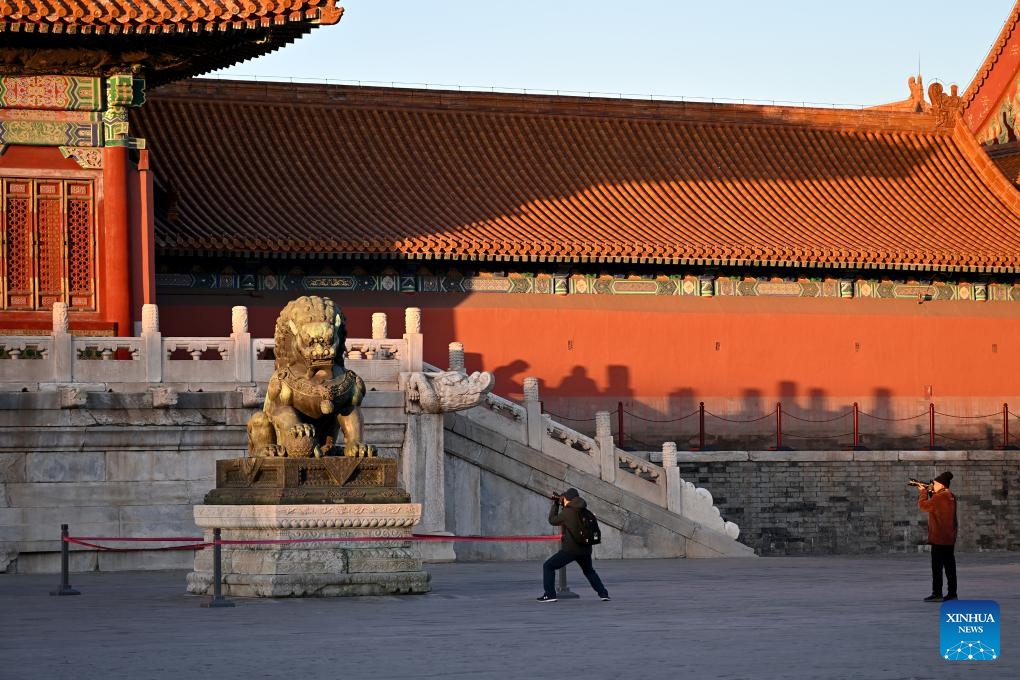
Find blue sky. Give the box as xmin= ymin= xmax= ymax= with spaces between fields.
xmin=214 ymin=1 xmax=1013 ymax=108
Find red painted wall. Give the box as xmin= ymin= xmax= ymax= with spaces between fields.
xmin=157 ymin=291 xmax=1020 ymax=409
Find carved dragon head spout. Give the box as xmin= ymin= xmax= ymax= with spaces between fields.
xmin=404 ymin=369 xmax=495 ymax=414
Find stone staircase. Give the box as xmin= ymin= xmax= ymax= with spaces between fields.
xmin=434 ymin=385 xmax=754 ymax=560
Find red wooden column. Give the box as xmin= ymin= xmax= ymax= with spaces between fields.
xmin=102 ymin=145 xmax=132 ymax=335
xmin=135 ymin=148 xmax=157 ymax=307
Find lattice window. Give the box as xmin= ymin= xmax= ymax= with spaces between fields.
xmin=3 ymin=180 xmax=33 ymax=310
xmin=1 ymin=178 xmax=96 ymax=311
xmin=67 ymin=182 xmax=95 ymax=310
xmin=36 ymin=181 xmax=65 ymax=309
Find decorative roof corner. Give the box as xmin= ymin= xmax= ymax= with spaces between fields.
xmin=961 ymin=2 xmax=1020 ymax=132
xmin=0 ymin=1 xmax=346 ymax=85
xmin=928 ymin=82 xmax=963 ymax=130
xmin=317 ymin=5 xmax=345 ymax=25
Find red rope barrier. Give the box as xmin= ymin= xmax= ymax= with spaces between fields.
xmin=217 ymin=534 xmax=561 ymax=546
xmin=70 ymin=536 xmax=204 ymax=542
xmin=63 ymin=533 xmax=560 ymax=551
xmin=65 ymin=537 xmax=210 ymax=552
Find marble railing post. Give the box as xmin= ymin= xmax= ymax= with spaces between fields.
xmin=595 ymin=411 xmax=617 ymax=484
xmin=402 ymin=411 xmax=447 ymax=536
xmin=372 ymin=312 xmax=387 ymax=340
xmin=403 ymin=307 xmax=423 ymax=373
xmin=523 ymin=377 xmax=544 ymax=450
xmin=141 ymin=303 xmax=162 ymax=383
xmin=662 ymin=441 xmax=680 ymax=513
xmin=51 ymin=302 xmax=73 ymax=382
xmin=231 ymin=306 xmax=252 ymax=382
xmin=448 ymin=342 xmax=465 ymax=373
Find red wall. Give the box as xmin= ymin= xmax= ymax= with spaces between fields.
xmin=157 ymin=291 xmax=1020 ymax=405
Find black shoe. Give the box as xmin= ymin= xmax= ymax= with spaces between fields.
xmin=944 ymin=594 xmax=958 ymax=601
xmin=923 ymin=594 xmax=944 ymax=602
xmin=536 ymin=595 xmax=557 ymax=602
xmin=600 ymin=595 xmax=611 ymax=601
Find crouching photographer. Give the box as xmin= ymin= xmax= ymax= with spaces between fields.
xmin=537 ymin=488 xmax=611 ymax=603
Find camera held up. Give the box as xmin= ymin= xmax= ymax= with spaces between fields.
xmin=907 ymin=478 xmax=933 ymax=492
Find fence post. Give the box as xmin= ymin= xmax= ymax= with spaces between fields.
xmin=595 ymin=411 xmax=617 ymax=484
xmin=663 ymin=442 xmax=681 ymax=513
xmin=695 ymin=401 xmax=707 ymax=451
xmin=556 ymin=565 xmax=579 ymax=599
xmin=769 ymin=402 xmax=790 ymax=451
xmin=52 ymin=302 xmax=73 ymax=383
xmin=846 ymin=402 xmax=866 ymax=451
xmin=617 ymin=401 xmax=625 ymax=449
xmin=141 ymin=303 xmax=162 ymax=383
xmin=928 ymin=403 xmax=936 ymax=450
xmin=202 ymin=528 xmax=235 ymax=608
xmin=402 ymin=307 xmax=423 ymax=373
xmin=448 ymin=342 xmax=465 ymax=373
xmin=523 ymin=377 xmax=544 ymax=450
xmin=231 ymin=306 xmax=252 ymax=382
xmin=49 ymin=524 xmax=80 ymax=596
xmin=997 ymin=403 xmax=1016 ymax=450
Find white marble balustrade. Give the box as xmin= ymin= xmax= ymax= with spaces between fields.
xmin=0 ymin=305 xmax=422 ymax=388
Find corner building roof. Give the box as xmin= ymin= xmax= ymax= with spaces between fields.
xmin=134 ymin=79 xmax=1020 ymax=273
xmin=0 ymin=1 xmax=343 ymax=85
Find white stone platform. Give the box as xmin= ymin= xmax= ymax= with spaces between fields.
xmin=186 ymin=503 xmax=430 ymax=597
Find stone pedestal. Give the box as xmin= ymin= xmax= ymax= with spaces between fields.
xmin=187 ymin=504 xmax=430 ymax=597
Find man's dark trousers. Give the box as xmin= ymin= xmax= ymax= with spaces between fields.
xmin=931 ymin=544 xmax=957 ymax=597
xmin=542 ymin=550 xmax=608 ymax=597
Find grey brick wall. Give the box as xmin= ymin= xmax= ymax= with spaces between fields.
xmin=676 ymin=453 xmax=1020 ymax=556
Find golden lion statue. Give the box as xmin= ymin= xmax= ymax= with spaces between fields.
xmin=247 ymin=296 xmax=375 ymax=458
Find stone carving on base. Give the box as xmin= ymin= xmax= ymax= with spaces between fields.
xmin=187 ymin=504 xmax=430 ymax=597
xmin=204 ymin=457 xmax=410 ymax=505
xmin=402 ymin=370 xmax=495 ymax=414
xmin=246 ymin=296 xmax=375 ymax=458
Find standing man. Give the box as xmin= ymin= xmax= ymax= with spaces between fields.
xmin=537 ymin=488 xmax=610 ymax=602
xmin=918 ymin=471 xmax=958 ymax=602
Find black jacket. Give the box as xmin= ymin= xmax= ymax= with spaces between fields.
xmin=549 ymin=496 xmax=590 ymax=555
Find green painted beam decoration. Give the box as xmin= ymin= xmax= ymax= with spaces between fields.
xmin=102 ymin=75 xmax=146 ymax=148
xmin=0 ymin=76 xmax=103 ymax=111
xmin=0 ymin=74 xmax=147 ymax=148
xmin=0 ymin=110 xmax=102 ymax=146
xmin=153 ymin=265 xmax=1020 ymax=302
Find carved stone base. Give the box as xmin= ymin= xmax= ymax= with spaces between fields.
xmin=203 ymin=457 xmax=410 ymax=505
xmin=187 ymin=504 xmax=430 ymax=597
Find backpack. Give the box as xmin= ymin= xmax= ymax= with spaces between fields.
xmin=575 ymin=507 xmax=602 ymax=546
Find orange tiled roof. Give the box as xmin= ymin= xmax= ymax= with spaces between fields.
xmin=133 ymin=79 xmax=1020 ymax=273
xmin=988 ymin=143 xmax=1020 ymax=185
xmin=0 ymin=0 xmax=342 ymax=31
xmin=0 ymin=1 xmax=343 ymax=85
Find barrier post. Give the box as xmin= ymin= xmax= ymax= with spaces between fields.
xmin=50 ymin=524 xmax=80 ymax=596
xmin=692 ymin=401 xmax=708 ymax=451
xmin=617 ymin=401 xmax=624 ymax=449
xmin=556 ymin=567 xmax=579 ymax=599
xmin=846 ymin=402 xmax=866 ymax=451
xmin=997 ymin=403 xmax=1016 ymax=450
xmin=928 ymin=403 xmax=937 ymax=450
xmin=769 ymin=402 xmax=791 ymax=451
xmin=202 ymin=528 xmax=235 ymax=608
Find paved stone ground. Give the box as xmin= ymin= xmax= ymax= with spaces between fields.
xmin=1 ymin=553 xmax=1017 ymax=680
